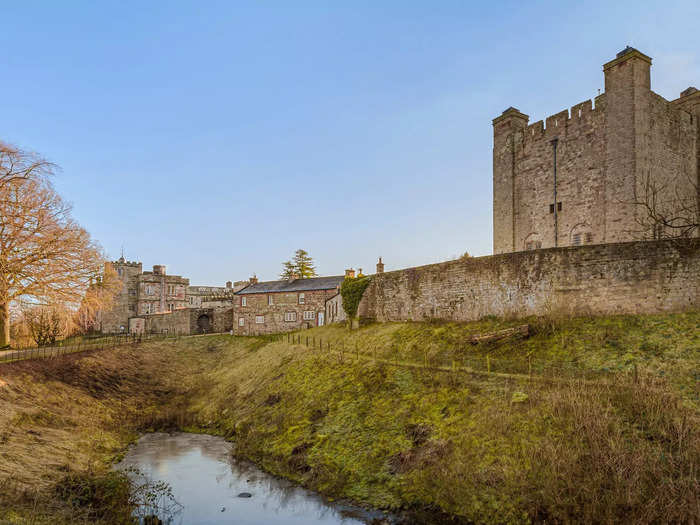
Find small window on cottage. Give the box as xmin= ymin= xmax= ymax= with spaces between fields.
xmin=572 ymin=233 xmax=582 ymax=246
xmin=241 ymin=297 xmax=247 ymax=307
xmin=284 ymin=311 xmax=297 ymax=322
xmin=268 ymin=295 xmax=274 ymax=306
xmin=303 ymin=310 xmax=315 ymax=321
xmin=238 ymin=317 xmax=245 ymax=327
xmin=255 ymin=315 xmax=264 ymax=324
xmin=298 ymin=293 xmax=305 ymax=304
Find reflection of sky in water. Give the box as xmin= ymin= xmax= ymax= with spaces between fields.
xmin=117 ymin=433 xmax=377 ymax=525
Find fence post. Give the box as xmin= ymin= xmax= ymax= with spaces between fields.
xmin=319 ymin=337 xmax=322 ymax=350
xmin=306 ymin=336 xmax=308 ymax=347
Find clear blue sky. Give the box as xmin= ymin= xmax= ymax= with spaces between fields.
xmin=1 ymin=1 xmax=698 ymax=285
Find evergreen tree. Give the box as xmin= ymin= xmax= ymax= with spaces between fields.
xmin=280 ymin=249 xmax=317 ymax=279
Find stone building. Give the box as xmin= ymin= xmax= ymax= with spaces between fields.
xmin=100 ymin=257 xmax=240 ymax=335
xmin=493 ymin=47 xmax=699 ymax=254
xmin=186 ymin=281 xmax=248 ymax=308
xmin=137 ymin=265 xmax=188 ymax=316
xmin=233 ymin=275 xmax=345 ymax=335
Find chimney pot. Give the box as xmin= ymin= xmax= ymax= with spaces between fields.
xmin=226 ymin=281 xmax=232 ymax=289
xmin=376 ymin=257 xmax=385 ymax=274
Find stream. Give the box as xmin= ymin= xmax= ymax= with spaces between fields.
xmin=116 ymin=432 xmax=393 ymax=525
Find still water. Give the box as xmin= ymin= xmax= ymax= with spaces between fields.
xmin=117 ymin=432 xmax=389 ymax=525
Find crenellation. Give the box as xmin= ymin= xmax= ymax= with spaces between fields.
xmin=494 ymin=48 xmax=698 ymax=255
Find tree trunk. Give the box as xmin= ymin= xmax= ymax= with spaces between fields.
xmin=0 ymin=303 xmax=10 ymax=348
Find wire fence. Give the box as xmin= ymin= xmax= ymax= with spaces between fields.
xmin=282 ymin=330 xmax=641 ymax=384
xmin=0 ymin=333 xmax=177 ymax=365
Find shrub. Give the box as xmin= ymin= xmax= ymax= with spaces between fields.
xmin=340 ymin=276 xmax=372 ymax=319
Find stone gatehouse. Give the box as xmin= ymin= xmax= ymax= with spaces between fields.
xmin=493 ymin=47 xmax=699 ymax=254
xmin=100 ymin=257 xmax=243 ymax=335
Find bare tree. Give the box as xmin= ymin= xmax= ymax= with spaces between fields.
xmin=629 ymin=172 xmax=699 ymax=240
xmin=0 ymin=141 xmax=54 ymax=192
xmin=0 ymin=153 xmax=104 ymax=347
xmin=23 ymin=305 xmax=71 ymax=347
xmin=74 ymin=264 xmax=121 ymax=334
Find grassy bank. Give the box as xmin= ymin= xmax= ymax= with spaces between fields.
xmin=1 ymin=312 xmax=698 ymax=523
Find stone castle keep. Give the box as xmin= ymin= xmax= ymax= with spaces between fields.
xmin=99 ymin=48 xmax=699 ymax=335
xmin=493 ymin=47 xmax=699 ymax=254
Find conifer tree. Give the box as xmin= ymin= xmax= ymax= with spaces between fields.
xmin=280 ymin=249 xmax=317 ymax=279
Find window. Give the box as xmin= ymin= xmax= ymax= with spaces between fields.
xmin=238 ymin=317 xmax=245 ymax=327
xmin=284 ymin=311 xmax=297 ymax=322
xmin=303 ymin=310 xmax=315 ymax=321
xmin=549 ymin=202 xmax=562 ymax=214
xmin=168 ymin=285 xmax=174 ymax=295
xmin=268 ymin=295 xmax=274 ymax=306
xmin=298 ymin=293 xmax=305 ymax=304
xmin=255 ymin=315 xmax=264 ymax=324
xmin=525 ymin=240 xmax=542 ymax=250
xmin=168 ymin=303 xmax=174 ymax=312
xmin=241 ymin=297 xmax=247 ymax=307
xmin=146 ymin=285 xmax=154 ymax=295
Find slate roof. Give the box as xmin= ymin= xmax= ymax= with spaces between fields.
xmin=235 ymin=275 xmax=345 ymax=295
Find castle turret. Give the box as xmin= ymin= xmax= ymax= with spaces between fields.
xmin=603 ymin=47 xmax=653 ymax=243
xmin=493 ymin=107 xmax=529 ymax=254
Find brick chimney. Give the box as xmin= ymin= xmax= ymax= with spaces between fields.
xmin=376 ymin=257 xmax=384 ymax=274
xmin=345 ymin=268 xmax=355 ymax=279
xmin=288 ymin=272 xmax=300 ymax=282
xmin=153 ymin=265 xmax=166 ymax=276
xmin=226 ymin=281 xmax=232 ymax=289
xmin=249 ymin=275 xmax=258 ymax=284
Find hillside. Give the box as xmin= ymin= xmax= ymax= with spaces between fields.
xmin=0 ymin=312 xmax=698 ymax=523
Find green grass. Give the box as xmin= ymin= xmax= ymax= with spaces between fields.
xmin=1 ymin=312 xmax=698 ymax=523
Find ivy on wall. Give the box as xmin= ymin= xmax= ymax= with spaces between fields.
xmin=340 ymin=276 xmax=372 ymax=319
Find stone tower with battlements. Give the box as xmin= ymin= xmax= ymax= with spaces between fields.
xmin=493 ymin=47 xmax=700 ymax=254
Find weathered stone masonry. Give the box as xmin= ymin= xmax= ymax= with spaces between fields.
xmin=358 ymin=239 xmax=699 ymax=322
xmin=494 ymin=48 xmax=699 ymax=254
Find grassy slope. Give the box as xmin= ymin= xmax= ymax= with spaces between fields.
xmin=0 ymin=312 xmax=698 ymax=524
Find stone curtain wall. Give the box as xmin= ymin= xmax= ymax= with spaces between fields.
xmin=358 ymin=239 xmax=700 ymax=322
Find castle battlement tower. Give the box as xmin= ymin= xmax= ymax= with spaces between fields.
xmin=493 ymin=48 xmax=699 ymax=254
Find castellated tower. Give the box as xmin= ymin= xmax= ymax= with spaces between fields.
xmin=99 ymin=257 xmax=142 ymax=333
xmin=493 ymin=47 xmax=700 ymax=254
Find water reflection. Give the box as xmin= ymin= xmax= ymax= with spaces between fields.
xmin=117 ymin=432 xmax=386 ymax=525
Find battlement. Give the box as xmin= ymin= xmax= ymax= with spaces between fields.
xmin=112 ymin=259 xmax=142 ymax=267
xmin=523 ymin=96 xmax=605 ymax=143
